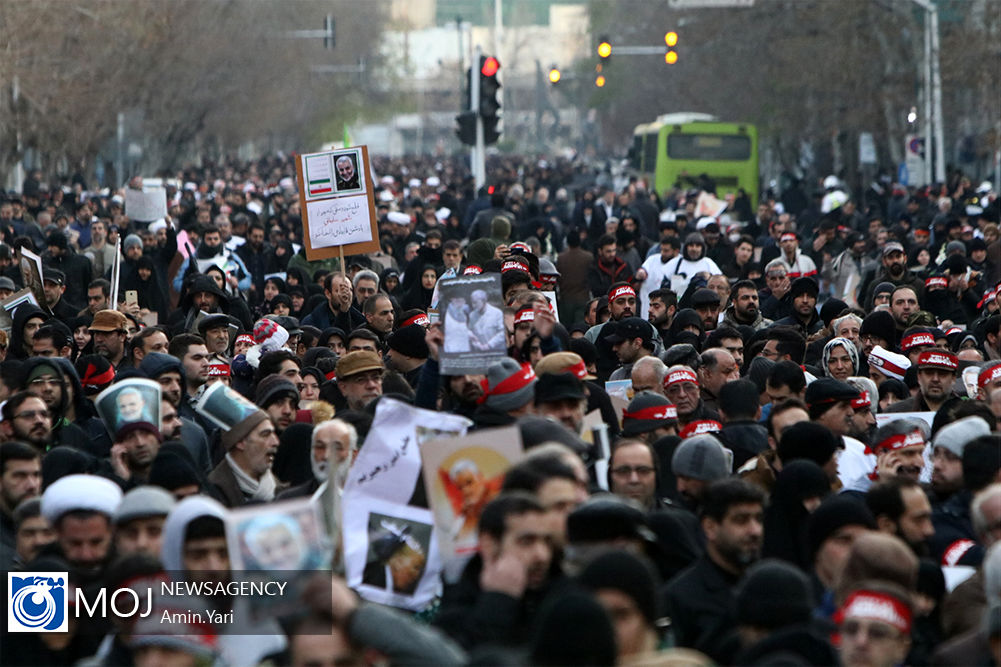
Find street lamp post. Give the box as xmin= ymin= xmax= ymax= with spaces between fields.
xmin=910 ymin=0 xmax=945 ymax=185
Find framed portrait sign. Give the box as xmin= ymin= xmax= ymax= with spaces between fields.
xmin=295 ymin=145 xmax=380 ymax=261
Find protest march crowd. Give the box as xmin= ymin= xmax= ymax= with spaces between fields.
xmin=1 ymin=151 xmax=1001 ymax=667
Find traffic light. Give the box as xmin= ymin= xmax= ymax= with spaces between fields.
xmin=548 ymin=67 xmax=561 ymax=84
xmin=478 ymin=55 xmax=501 ymax=145
xmin=323 ymin=15 xmax=336 ymax=49
xmin=664 ymin=30 xmax=678 ymax=64
xmin=455 ymin=111 xmax=477 ymax=146
xmin=595 ymin=74 xmax=606 ymax=88
xmin=597 ymin=35 xmax=612 ymax=60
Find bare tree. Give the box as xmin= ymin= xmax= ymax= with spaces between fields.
xmin=0 ymin=0 xmax=388 ymax=187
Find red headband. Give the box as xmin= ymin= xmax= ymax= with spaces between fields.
xmin=623 ymin=404 xmax=678 ymax=422
xmin=463 ymin=265 xmax=483 ymax=275
xmin=208 ymin=363 xmax=230 ymax=377
xmin=566 ymin=359 xmax=589 ymax=380
xmin=402 ymin=313 xmax=430 ymax=328
xmin=502 ymin=260 xmax=530 ymax=274
xmin=835 ymin=591 xmax=912 ymax=635
xmin=479 ymin=363 xmax=536 ymax=402
xmin=870 ymin=429 xmax=924 ymax=454
xmin=665 ymin=368 xmax=699 ymax=387
xmin=235 ymin=334 xmax=255 ymax=346
xmin=917 ymin=350 xmax=958 ymax=371
xmin=81 ymin=364 xmax=116 ymax=390
xmin=979 ymin=363 xmax=1001 ymax=388
xmin=509 ymin=242 xmax=531 ymax=253
xmin=679 ymin=420 xmax=722 ymax=438
xmin=514 ymin=308 xmax=535 ymax=324
xmin=977 ymin=287 xmax=998 ymax=309
xmin=608 ymin=285 xmax=636 ymax=301
xmin=780 ymin=233 xmax=797 ymax=242
xmin=851 ymin=390 xmax=871 ymax=410
xmin=901 ymin=332 xmax=935 ymax=351
xmin=925 ymin=276 xmax=948 ymax=290
xmin=868 ymin=351 xmax=908 ymax=379
xmin=942 ymin=539 xmax=977 ymax=566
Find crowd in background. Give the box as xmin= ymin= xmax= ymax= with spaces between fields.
xmin=0 ymin=151 xmax=1000 ymax=666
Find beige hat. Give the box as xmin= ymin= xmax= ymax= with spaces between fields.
xmin=535 ymin=352 xmax=596 ymax=381
xmin=89 ymin=309 xmax=128 ymax=332
xmin=336 ymin=350 xmax=384 ymax=380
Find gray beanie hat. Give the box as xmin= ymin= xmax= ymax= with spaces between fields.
xmin=684 ymin=231 xmax=706 ymax=247
xmin=933 ymin=415 xmax=991 ymax=459
xmin=671 ymin=434 xmax=730 ymax=481
xmin=114 ymin=485 xmax=177 ymax=525
xmin=483 ymin=357 xmax=536 ymax=412
xmin=123 ymin=234 xmax=143 ymax=251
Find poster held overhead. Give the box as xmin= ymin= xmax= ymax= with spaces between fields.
xmin=340 ymin=398 xmax=471 ymax=609
xmin=420 ymin=425 xmax=524 ymax=561
xmin=295 ymin=145 xmax=380 ymax=262
xmin=437 ymin=273 xmax=507 ymax=375
xmin=19 ymin=247 xmax=47 ymax=315
xmin=95 ymin=377 xmax=162 ymax=438
xmin=226 ymin=498 xmax=330 ymax=571
xmin=125 ymin=187 xmax=168 ymax=222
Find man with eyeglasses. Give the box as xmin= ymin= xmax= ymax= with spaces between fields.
xmin=836 ymin=585 xmax=913 ymax=667
xmin=664 ymin=364 xmax=719 ymax=428
xmin=335 ymin=351 xmax=384 ymax=412
xmin=0 ymin=393 xmax=53 ymax=452
xmin=607 ymin=439 xmax=662 ymax=512
xmin=759 ymin=259 xmax=792 ymax=321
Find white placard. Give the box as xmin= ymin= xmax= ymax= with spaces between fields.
xmin=343 ymin=497 xmax=440 ymax=611
xmin=125 ymin=187 xmax=167 ymax=222
xmin=305 ymin=197 xmax=374 ymax=249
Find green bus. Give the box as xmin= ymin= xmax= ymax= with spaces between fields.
xmin=630 ymin=112 xmax=759 ymax=207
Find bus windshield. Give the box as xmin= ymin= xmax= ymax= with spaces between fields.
xmin=667 ymin=133 xmax=751 ymax=161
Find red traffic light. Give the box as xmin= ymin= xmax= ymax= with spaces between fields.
xmin=481 ymin=56 xmax=500 ymax=77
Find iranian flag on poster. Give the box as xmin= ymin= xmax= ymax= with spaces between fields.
xmin=305 ymin=155 xmax=334 ymax=196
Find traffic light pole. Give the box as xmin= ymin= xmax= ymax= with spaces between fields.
xmin=472 ymin=45 xmax=486 ymax=190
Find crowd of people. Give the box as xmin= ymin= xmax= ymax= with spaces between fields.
xmin=0 ymin=152 xmax=1000 ymax=666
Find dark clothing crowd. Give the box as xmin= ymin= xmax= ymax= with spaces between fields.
xmin=1 ymin=154 xmax=1000 ymax=667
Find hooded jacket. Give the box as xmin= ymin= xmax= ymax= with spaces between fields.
xmin=10 ymin=303 xmax=50 ymax=360
xmin=587 ymin=255 xmax=633 ymax=300
xmin=160 ymin=494 xmax=227 ymax=571
xmin=659 ymin=233 xmax=722 ymax=297
xmin=44 ymin=246 xmax=93 ymax=309
xmin=168 ymin=274 xmax=251 ymax=334
xmin=140 ymin=352 xmax=215 ymax=471
xmin=21 ymin=356 xmax=109 ymax=457
xmin=721 ymin=304 xmax=773 ymax=332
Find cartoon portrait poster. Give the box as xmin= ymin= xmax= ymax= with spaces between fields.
xmin=419 ymin=425 xmax=524 ymax=560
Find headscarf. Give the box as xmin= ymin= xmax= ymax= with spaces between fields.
xmin=822 ymin=336 xmax=859 ymax=378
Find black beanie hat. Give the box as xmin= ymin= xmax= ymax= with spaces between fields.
xmin=578 ymin=551 xmax=660 ymax=626
xmin=819 ymin=298 xmax=849 ymax=327
xmin=387 ymin=324 xmax=429 ymax=360
xmin=140 ymin=351 xmax=184 ymax=380
xmin=530 ymin=587 xmax=617 ymax=667
xmin=735 ymin=559 xmax=815 ymax=629
xmin=788 ymin=277 xmax=819 ymax=300
xmin=859 ymin=310 xmax=896 ymax=346
xmin=148 ymin=451 xmax=199 ymax=492
xmin=777 ymin=422 xmax=839 ymax=467
xmin=807 ymin=495 xmax=876 ymax=557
